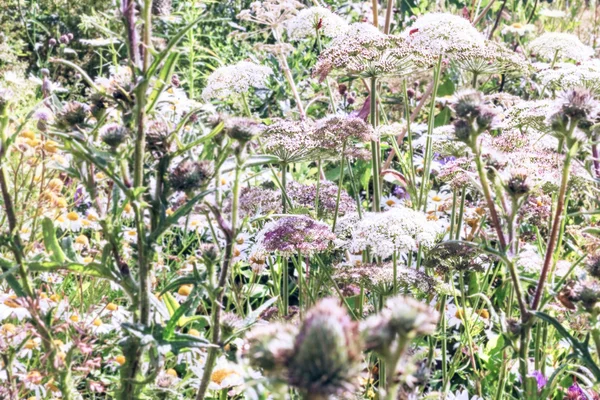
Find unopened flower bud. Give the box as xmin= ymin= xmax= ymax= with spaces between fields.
xmin=169 ymin=160 xmax=213 ymax=192
xmin=101 ymin=124 xmax=128 ymax=148
xmin=49 ymin=38 xmax=57 ymax=46
xmin=453 ymin=119 xmax=473 ymax=143
xmin=244 ymin=323 xmax=296 ymax=375
xmin=59 ymin=34 xmax=69 ymax=44
xmin=287 ymin=298 xmax=362 ymax=396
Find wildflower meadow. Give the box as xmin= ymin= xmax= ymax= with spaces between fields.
xmin=3 ymin=0 xmax=600 ymax=398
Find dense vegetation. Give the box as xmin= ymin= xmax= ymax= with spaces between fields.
xmin=2 ymin=0 xmax=600 ymax=399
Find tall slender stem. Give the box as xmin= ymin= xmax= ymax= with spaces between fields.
xmin=531 ymin=141 xmax=578 ymax=311
xmin=418 ymin=57 xmax=443 ymax=211
xmin=332 ymin=143 xmax=347 ymax=231
xmin=195 ymin=158 xmax=242 ymax=400
xmin=370 ymin=76 xmax=381 ymax=212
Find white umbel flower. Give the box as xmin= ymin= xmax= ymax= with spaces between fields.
xmin=202 ymin=61 xmax=273 ymax=100
xmin=538 ymin=60 xmax=600 ymax=94
xmin=401 ymin=13 xmax=485 ymax=60
xmin=346 ymin=206 xmax=441 ymax=259
xmin=286 ymin=6 xmax=348 ymax=40
xmin=529 ymin=32 xmax=594 ymax=62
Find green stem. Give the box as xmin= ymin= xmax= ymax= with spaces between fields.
xmin=418 ymin=56 xmax=443 ymax=211
xmin=370 ymin=76 xmax=381 ymax=212
xmin=195 ymin=158 xmax=242 ymax=400
xmin=332 ymin=142 xmax=347 ymax=231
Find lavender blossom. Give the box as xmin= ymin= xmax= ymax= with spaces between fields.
xmin=257 ymin=216 xmax=335 ymax=256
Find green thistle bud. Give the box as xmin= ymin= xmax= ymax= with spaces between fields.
xmin=225 ymin=117 xmax=262 ymax=144
xmin=287 ymin=298 xmax=362 ymax=396
xmin=453 ymin=119 xmax=473 ymax=143
xmin=101 ymin=124 xmax=128 ymax=148
xmin=244 ymin=323 xmax=297 ymax=377
xmin=169 ymin=160 xmax=213 ymax=192
xmin=506 ymin=169 xmax=530 ymax=198
xmin=55 ymin=101 xmax=89 ymax=130
xmin=453 ymin=90 xmax=483 ymax=119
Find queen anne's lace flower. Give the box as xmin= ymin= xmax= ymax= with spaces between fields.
xmin=313 ymin=23 xmax=429 ymax=81
xmin=345 ymin=206 xmax=441 ymax=258
xmin=313 ymin=115 xmax=374 ymax=159
xmin=202 ymin=61 xmax=273 ymax=100
xmin=286 ymin=6 xmax=348 ymax=40
xmin=538 ymin=60 xmax=600 ymax=95
xmin=457 ymin=41 xmax=531 ymax=76
xmin=401 ymin=13 xmax=485 ymax=60
xmin=529 ymin=32 xmax=594 ymax=62
xmin=261 ymin=118 xmax=318 ymax=163
xmin=237 ymin=0 xmax=304 ymax=30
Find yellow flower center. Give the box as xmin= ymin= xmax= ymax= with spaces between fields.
xmin=386 ymin=199 xmax=396 ymax=206
xmin=107 ymin=303 xmax=118 ymax=311
xmin=166 ymin=368 xmax=178 ymax=377
xmin=115 ymin=355 xmax=126 ymax=365
xmin=66 ymin=212 xmax=79 ymax=221
xmin=210 ymin=368 xmax=238 ymax=385
xmin=93 ymin=318 xmax=102 ymax=327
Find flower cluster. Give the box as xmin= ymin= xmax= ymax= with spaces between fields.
xmin=256 ymin=215 xmax=335 ymax=256
xmin=202 ymin=61 xmax=273 ymax=100
xmin=529 ymin=32 xmax=594 ymax=62
xmin=342 ymin=206 xmax=441 ymax=258
xmin=285 ymin=6 xmax=348 ymax=40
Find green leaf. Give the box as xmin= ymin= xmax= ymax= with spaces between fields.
xmin=146 ymin=52 xmax=180 ymax=113
xmin=534 ymin=311 xmax=600 ymax=381
xmin=28 ymin=261 xmax=115 ymax=281
xmin=42 ymin=218 xmax=66 ymax=263
xmin=150 ymin=189 xmax=214 ymax=241
xmin=147 ymin=14 xmax=205 ymax=78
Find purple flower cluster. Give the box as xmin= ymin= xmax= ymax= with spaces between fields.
xmin=259 ymin=215 xmax=335 ymax=256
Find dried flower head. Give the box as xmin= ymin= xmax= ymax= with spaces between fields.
xmin=287 ymin=298 xmax=362 ymax=396
xmin=529 ymin=32 xmax=594 ymax=62
xmin=202 ymin=61 xmax=273 ymax=101
xmin=425 ymin=241 xmax=487 ymax=273
xmin=313 ymin=115 xmax=374 ymax=159
xmin=224 ymin=117 xmax=263 ymax=143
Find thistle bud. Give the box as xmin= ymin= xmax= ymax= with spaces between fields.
xmin=587 ymin=255 xmax=600 ymax=280
xmin=89 ymin=93 xmax=110 ymax=120
xmin=59 ymin=34 xmax=69 ymax=45
xmin=244 ymin=323 xmax=296 ymax=376
xmin=220 ymin=312 xmax=243 ymax=340
xmin=225 ymin=117 xmax=262 ymax=144
xmin=506 ymin=169 xmax=530 ymax=198
xmin=101 ymin=124 xmax=128 ymax=148
xmin=287 ymin=298 xmax=362 ymax=396
xmin=146 ymin=120 xmax=172 ymax=156
xmin=475 ymin=106 xmax=497 ymax=132
xmin=0 ymin=88 xmax=12 ymax=115
xmin=199 ymin=243 xmax=219 ymax=266
xmin=169 ymin=160 xmax=213 ymax=192
xmin=362 ymin=295 xmax=439 ymax=356
xmin=453 ymin=90 xmax=483 ymax=119
xmin=49 ymin=38 xmax=57 ymax=47
xmin=54 ymin=101 xmax=89 ymax=130
xmin=453 ymin=119 xmax=473 ymax=143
